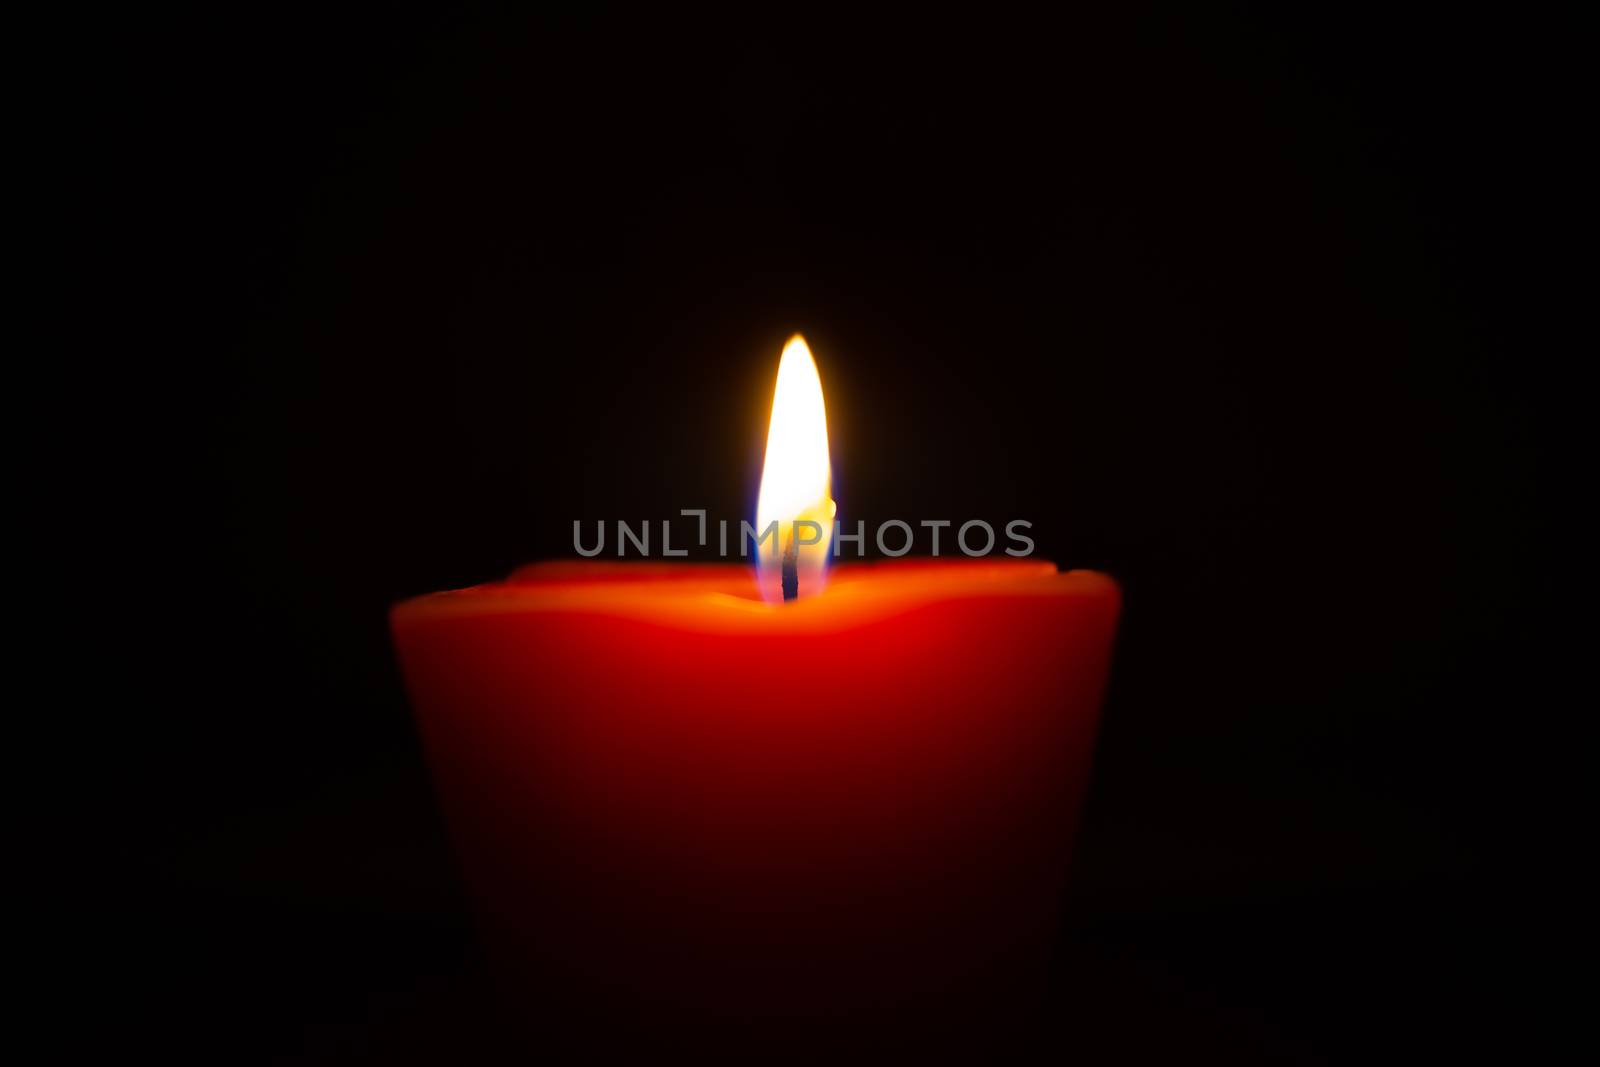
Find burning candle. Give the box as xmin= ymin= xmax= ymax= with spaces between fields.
xmin=755 ymin=336 xmax=836 ymax=603
xmin=391 ymin=336 xmax=1120 ymax=1051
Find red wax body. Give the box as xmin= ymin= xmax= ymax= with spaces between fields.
xmin=391 ymin=559 xmax=1119 ymax=1049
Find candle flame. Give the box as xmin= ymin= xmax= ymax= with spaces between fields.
xmin=755 ymin=334 xmax=836 ymax=602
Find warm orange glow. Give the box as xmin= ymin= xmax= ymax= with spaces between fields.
xmin=756 ymin=334 xmax=836 ymax=602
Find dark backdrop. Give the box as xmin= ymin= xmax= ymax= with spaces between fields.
xmin=76 ymin=5 xmax=1567 ymax=1062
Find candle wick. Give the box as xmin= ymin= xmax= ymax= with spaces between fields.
xmin=781 ymin=527 xmax=799 ymax=602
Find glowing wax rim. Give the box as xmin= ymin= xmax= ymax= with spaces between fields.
xmin=392 ymin=559 xmax=1120 ymax=635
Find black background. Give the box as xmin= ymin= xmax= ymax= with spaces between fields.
xmin=71 ymin=5 xmax=1572 ymax=1062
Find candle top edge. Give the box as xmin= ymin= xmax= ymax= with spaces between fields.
xmin=391 ymin=559 xmax=1118 ymax=633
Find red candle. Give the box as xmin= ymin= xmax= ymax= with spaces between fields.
xmin=390 ymin=338 xmax=1120 ymax=1050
